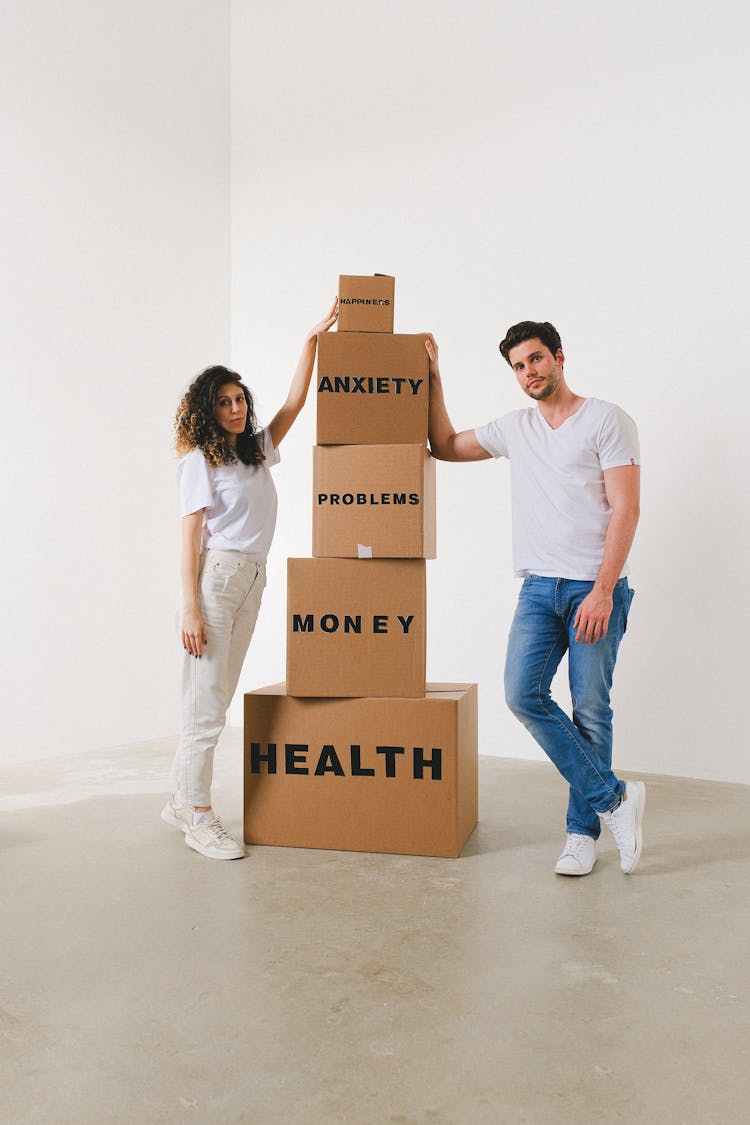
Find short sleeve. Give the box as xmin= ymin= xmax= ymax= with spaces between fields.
xmin=177 ymin=450 xmax=214 ymax=516
xmin=598 ymin=406 xmax=640 ymax=470
xmin=260 ymin=426 xmax=281 ymax=469
xmin=474 ymin=417 xmax=510 ymax=459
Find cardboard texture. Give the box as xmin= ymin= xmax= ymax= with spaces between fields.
xmin=338 ymin=274 xmax=395 ymax=333
xmin=241 ymin=274 xmax=480 ymax=858
xmin=313 ymin=444 xmax=436 ymax=559
xmin=244 ymin=683 xmax=478 ymax=858
xmin=286 ymin=558 xmax=426 ymax=697
xmin=316 ymin=332 xmax=429 ymax=445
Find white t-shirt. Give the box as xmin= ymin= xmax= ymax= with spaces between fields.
xmin=177 ymin=427 xmax=281 ymax=558
xmin=474 ymin=398 xmax=640 ymax=580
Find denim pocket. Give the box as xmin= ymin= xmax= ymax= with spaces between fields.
xmin=205 ymin=559 xmax=241 ymax=594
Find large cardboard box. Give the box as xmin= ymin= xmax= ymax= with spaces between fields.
xmin=338 ymin=274 xmax=395 ymax=333
xmin=244 ymin=683 xmax=478 ymax=858
xmin=286 ymin=558 xmax=426 ymax=697
xmin=313 ymin=444 xmax=436 ymax=559
xmin=316 ymin=332 xmax=429 ymax=445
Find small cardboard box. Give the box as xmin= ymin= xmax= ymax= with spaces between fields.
xmin=337 ymin=274 xmax=395 ymax=333
xmin=316 ymin=331 xmax=429 ymax=445
xmin=286 ymin=558 xmax=426 ymax=697
xmin=313 ymin=444 xmax=436 ymax=559
xmin=244 ymin=683 xmax=478 ymax=858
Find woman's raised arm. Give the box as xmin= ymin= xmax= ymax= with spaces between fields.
xmin=269 ymin=297 xmax=338 ymax=447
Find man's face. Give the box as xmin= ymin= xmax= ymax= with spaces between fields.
xmin=507 ymin=338 xmax=565 ymax=402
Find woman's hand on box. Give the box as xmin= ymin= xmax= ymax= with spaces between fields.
xmin=306 ymin=297 xmax=339 ymax=342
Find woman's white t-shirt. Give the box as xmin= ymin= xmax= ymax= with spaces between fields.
xmin=474 ymin=398 xmax=640 ymax=580
xmin=177 ymin=427 xmax=280 ymax=558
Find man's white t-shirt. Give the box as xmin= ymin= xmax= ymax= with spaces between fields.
xmin=176 ymin=427 xmax=280 ymax=558
xmin=474 ymin=398 xmax=640 ymax=580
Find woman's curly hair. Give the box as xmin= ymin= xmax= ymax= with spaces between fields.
xmin=174 ymin=366 xmax=265 ymax=467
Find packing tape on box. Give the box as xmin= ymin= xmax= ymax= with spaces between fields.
xmin=357 ymin=544 xmax=373 ymax=559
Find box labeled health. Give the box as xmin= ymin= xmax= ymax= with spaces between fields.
xmin=244 ymin=682 xmax=478 ymax=858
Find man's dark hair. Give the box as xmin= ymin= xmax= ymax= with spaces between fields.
xmin=499 ymin=321 xmax=562 ymax=365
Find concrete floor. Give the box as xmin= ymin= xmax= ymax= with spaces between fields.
xmin=2 ymin=733 xmax=749 ymax=1125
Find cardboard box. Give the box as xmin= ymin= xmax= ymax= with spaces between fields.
xmin=244 ymin=683 xmax=478 ymax=858
xmin=317 ymin=332 xmax=429 ymax=445
xmin=337 ymin=274 xmax=395 ymax=333
xmin=313 ymin=444 xmax=436 ymax=559
xmin=286 ymin=558 xmax=426 ymax=697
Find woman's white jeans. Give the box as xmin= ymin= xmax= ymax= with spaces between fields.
xmin=173 ymin=549 xmax=266 ymax=807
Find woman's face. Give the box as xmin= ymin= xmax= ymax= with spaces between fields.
xmin=213 ymin=382 xmax=248 ymax=440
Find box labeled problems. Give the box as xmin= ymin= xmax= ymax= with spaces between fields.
xmin=316 ymin=332 xmax=429 ymax=445
xmin=286 ymin=558 xmax=426 ymax=697
xmin=338 ymin=274 xmax=395 ymax=333
xmin=313 ymin=444 xmax=436 ymax=559
xmin=244 ymin=682 xmax=478 ymax=857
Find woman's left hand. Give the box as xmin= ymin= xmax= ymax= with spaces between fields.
xmin=306 ymin=297 xmax=339 ymax=341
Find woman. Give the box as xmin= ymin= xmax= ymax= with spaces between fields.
xmin=162 ymin=298 xmax=338 ymax=860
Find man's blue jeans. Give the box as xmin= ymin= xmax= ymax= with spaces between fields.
xmin=504 ymin=575 xmax=635 ymax=839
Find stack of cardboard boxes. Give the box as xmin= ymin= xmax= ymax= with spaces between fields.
xmin=244 ymin=276 xmax=478 ymax=858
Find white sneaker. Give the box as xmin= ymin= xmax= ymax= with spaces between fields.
xmin=599 ymin=780 xmax=646 ymax=873
xmin=160 ymin=797 xmax=192 ymax=834
xmin=555 ymin=833 xmax=597 ymax=876
xmin=185 ymin=813 xmax=245 ymax=861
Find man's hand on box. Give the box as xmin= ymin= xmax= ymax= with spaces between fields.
xmin=425 ymin=333 xmax=440 ymax=379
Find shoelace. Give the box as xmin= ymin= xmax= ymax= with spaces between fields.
xmin=601 ymin=807 xmax=629 ymax=851
xmin=202 ymin=816 xmax=233 ymax=842
xmin=563 ymin=834 xmax=590 ymax=855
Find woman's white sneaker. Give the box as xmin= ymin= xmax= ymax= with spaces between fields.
xmin=160 ymin=797 xmax=192 ymax=833
xmin=555 ymin=833 xmax=597 ymax=876
xmin=185 ymin=813 xmax=245 ymax=860
xmin=599 ymin=780 xmax=646 ymax=873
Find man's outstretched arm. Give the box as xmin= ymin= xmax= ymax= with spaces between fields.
xmin=425 ymin=334 xmax=491 ymax=463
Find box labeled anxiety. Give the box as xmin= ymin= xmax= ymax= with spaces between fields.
xmin=244 ymin=683 xmax=478 ymax=857
xmin=313 ymin=444 xmax=436 ymax=559
xmin=316 ymin=332 xmax=429 ymax=445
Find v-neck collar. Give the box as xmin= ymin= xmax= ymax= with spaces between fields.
xmin=538 ymin=396 xmax=588 ymax=432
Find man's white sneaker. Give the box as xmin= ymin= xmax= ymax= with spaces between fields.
xmin=599 ymin=780 xmax=646 ymax=873
xmin=184 ymin=813 xmax=245 ymax=861
xmin=555 ymin=833 xmax=597 ymax=876
xmin=160 ymin=797 xmax=192 ymax=834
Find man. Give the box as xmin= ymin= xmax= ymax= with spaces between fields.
xmin=426 ymin=321 xmax=644 ymax=876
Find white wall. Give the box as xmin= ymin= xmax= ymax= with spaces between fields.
xmin=2 ymin=1 xmax=230 ymax=764
xmin=6 ymin=1 xmax=746 ymax=785
xmin=230 ymin=0 xmax=749 ymax=783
